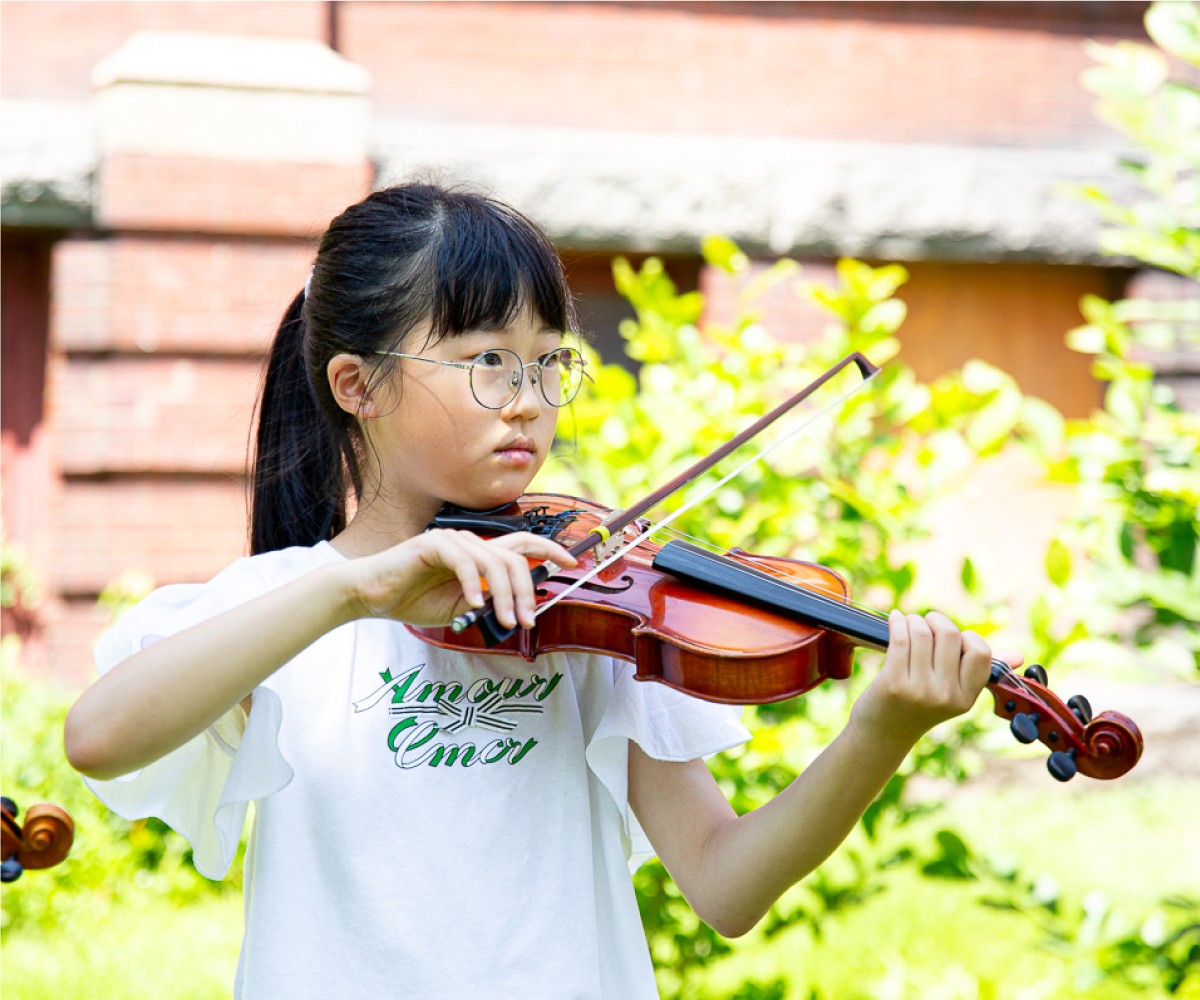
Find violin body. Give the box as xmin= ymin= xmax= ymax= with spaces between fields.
xmin=412 ymin=494 xmax=858 ymax=705
xmin=411 ymin=492 xmax=1143 ymax=782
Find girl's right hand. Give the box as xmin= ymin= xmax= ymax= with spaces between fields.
xmin=345 ymin=529 xmax=577 ymax=631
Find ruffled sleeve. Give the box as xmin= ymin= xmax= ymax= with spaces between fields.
xmin=585 ymin=665 xmax=749 ymax=870
xmin=83 ymin=571 xmax=295 ymax=880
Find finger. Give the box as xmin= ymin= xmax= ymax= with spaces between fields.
xmin=925 ymin=611 xmax=963 ymax=677
xmin=421 ymin=530 xmax=522 ymax=628
xmin=443 ymin=532 xmax=506 ymax=608
xmin=883 ymin=609 xmax=909 ymax=674
xmin=464 ymin=536 xmax=526 ymax=630
xmin=493 ymin=532 xmax=578 ymax=569
xmin=497 ymin=543 xmax=544 ymax=629
xmin=905 ymin=613 xmax=933 ymax=680
xmin=423 ymin=532 xmax=490 ymax=611
xmin=959 ymin=629 xmax=993 ymax=701
xmin=484 ymin=534 xmax=564 ymax=628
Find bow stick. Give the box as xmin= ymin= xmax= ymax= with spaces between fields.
xmin=451 ymin=352 xmax=880 ymax=641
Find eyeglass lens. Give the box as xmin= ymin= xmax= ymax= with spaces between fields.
xmin=469 ymin=348 xmax=585 ymax=408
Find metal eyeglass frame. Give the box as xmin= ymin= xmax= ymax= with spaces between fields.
xmin=371 ymin=346 xmax=588 ymax=409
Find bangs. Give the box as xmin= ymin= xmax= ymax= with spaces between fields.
xmin=425 ymin=199 xmax=573 ymax=341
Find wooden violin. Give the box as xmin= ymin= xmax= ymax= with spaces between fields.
xmin=1 ymin=795 xmax=74 ymax=882
xmin=409 ymin=353 xmax=1142 ymax=783
xmin=410 ymin=493 xmax=1143 ymax=782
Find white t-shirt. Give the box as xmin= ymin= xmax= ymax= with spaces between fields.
xmin=85 ymin=542 xmax=749 ymax=999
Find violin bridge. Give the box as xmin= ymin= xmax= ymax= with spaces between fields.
xmin=594 ymin=529 xmax=626 ymax=562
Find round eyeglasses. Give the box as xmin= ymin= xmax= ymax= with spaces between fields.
xmin=372 ymin=346 xmax=589 ymax=409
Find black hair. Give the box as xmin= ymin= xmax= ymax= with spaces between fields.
xmin=250 ymin=183 xmax=576 ymax=554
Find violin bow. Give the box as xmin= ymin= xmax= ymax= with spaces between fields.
xmin=451 ymin=352 xmax=881 ymax=639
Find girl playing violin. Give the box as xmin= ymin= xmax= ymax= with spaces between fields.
xmin=65 ymin=182 xmax=1005 ymax=999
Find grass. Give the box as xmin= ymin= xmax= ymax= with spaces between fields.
xmin=2 ymin=777 xmax=1195 ymax=999
xmin=697 ymin=774 xmax=1200 ymax=1000
xmin=1 ymin=892 xmax=243 ymax=999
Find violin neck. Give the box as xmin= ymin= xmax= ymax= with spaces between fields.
xmin=651 ymin=540 xmax=890 ymax=651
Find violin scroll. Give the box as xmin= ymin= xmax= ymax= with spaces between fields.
xmin=988 ymin=664 xmax=1143 ymax=782
xmin=1 ymin=796 xmax=75 ymax=882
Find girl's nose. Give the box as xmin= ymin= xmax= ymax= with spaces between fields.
xmin=504 ymin=369 xmax=544 ymax=418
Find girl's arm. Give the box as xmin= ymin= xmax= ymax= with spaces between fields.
xmin=65 ymin=530 xmax=575 ymax=781
xmin=627 ymin=611 xmax=1002 ymax=939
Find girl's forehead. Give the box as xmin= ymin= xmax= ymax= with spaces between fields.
xmin=410 ymin=316 xmax=562 ymax=353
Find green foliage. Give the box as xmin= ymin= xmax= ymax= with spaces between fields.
xmin=545 ymin=252 xmax=1045 ymax=605
xmin=1 ymin=538 xmax=42 ymax=615
xmin=919 ymin=828 xmax=1200 ymax=995
xmin=0 ymin=653 xmax=238 ymax=940
xmin=2 ymin=546 xmax=232 ymax=941
xmin=1076 ymin=0 xmax=1200 ymax=277
xmin=541 ymin=246 xmax=1047 ymax=997
xmin=1032 ymin=0 xmax=1200 ymax=680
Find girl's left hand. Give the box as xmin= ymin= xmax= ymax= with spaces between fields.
xmin=849 ymin=611 xmax=1018 ymax=748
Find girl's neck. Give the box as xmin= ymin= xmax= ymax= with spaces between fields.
xmin=331 ymin=494 xmax=438 ymax=558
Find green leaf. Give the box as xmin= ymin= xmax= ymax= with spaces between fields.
xmin=701 ymin=234 xmax=749 ymax=274
xmin=1082 ymin=40 xmax=1169 ymax=99
xmin=965 ymin=385 xmax=1023 ymax=453
xmin=1065 ymin=323 xmax=1106 ymax=355
xmin=1146 ymin=0 xmax=1200 ymax=66
xmin=960 ymin=556 xmax=978 ymax=594
xmin=1045 ymin=538 xmax=1073 ymax=586
xmin=1019 ymin=397 xmax=1066 ymax=455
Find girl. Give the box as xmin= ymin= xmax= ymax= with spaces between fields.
xmin=65 ymin=183 xmax=1000 ymax=999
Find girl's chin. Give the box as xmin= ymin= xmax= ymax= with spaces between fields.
xmin=442 ymin=486 xmax=529 ymax=513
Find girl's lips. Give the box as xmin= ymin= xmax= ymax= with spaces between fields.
xmin=495 ymin=439 xmax=537 ymax=466
xmin=495 ymin=447 xmax=536 ymax=467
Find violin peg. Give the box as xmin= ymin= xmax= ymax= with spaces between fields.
xmin=1047 ymin=749 xmax=1078 ymax=782
xmin=1 ymin=855 xmax=22 ymax=883
xmin=1067 ymin=694 xmax=1093 ymax=725
xmin=1 ymin=797 xmax=16 ymax=819
xmin=1023 ymin=663 xmax=1049 ymax=686
xmin=1010 ymin=711 xmax=1041 ymax=745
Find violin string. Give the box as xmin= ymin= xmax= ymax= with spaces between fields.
xmin=649 ymin=523 xmax=886 ymax=618
xmin=565 ymin=519 xmax=1037 ymax=702
xmin=537 ymin=397 xmax=1041 ymax=708
xmin=536 ymin=369 xmax=880 ymax=618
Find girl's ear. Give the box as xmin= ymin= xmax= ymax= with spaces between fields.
xmin=327 ymin=354 xmax=379 ymax=418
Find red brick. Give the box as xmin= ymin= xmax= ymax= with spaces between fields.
xmin=0 ymin=0 xmax=327 ymax=100
xmin=51 ymin=355 xmax=264 ymax=475
xmin=54 ymin=235 xmax=313 ymax=354
xmin=52 ymin=477 xmax=249 ymax=595
xmin=338 ymin=1 xmax=1148 ymax=144
xmin=48 ymin=597 xmax=129 ymax=689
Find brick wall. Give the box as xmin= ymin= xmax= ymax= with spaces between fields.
xmin=42 ymin=231 xmax=319 ymax=685
xmin=2 ymin=26 xmax=374 ymax=685
xmin=338 ymin=0 xmax=1147 ymax=143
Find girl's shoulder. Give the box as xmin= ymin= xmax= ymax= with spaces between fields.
xmin=208 ymin=540 xmax=344 ymax=594
xmin=98 ymin=542 xmax=344 ymax=664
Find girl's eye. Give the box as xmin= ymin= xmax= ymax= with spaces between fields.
xmin=476 ymin=351 xmax=507 ymax=368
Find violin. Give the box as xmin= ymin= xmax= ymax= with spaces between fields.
xmin=1 ymin=795 xmax=74 ymax=882
xmin=410 ymin=494 xmax=1142 ymax=782
xmin=409 ymin=353 xmax=1143 ymax=783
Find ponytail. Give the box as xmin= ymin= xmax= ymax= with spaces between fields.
xmin=250 ymin=291 xmax=345 ymax=554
